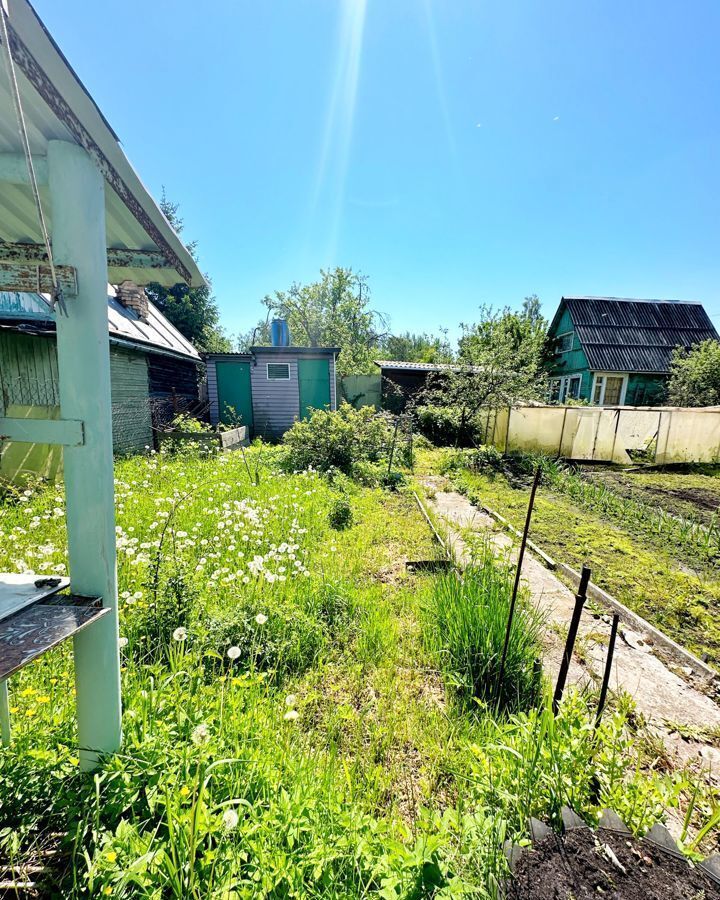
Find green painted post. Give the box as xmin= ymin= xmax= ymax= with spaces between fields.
xmin=48 ymin=141 xmax=122 ymax=770
xmin=0 ymin=680 xmax=10 ymax=744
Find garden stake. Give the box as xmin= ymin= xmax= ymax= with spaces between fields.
xmin=589 ymin=613 xmax=620 ymax=803
xmin=595 ymin=613 xmax=620 ymax=730
xmin=552 ymin=564 xmax=591 ymax=714
xmin=496 ymin=465 xmax=542 ymax=707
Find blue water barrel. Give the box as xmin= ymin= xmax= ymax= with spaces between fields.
xmin=271 ymin=318 xmax=290 ymax=347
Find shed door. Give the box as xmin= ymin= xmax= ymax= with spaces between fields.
xmin=298 ymin=358 xmax=330 ymax=420
xmin=216 ymin=361 xmax=254 ymax=428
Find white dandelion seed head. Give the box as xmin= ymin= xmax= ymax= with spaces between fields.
xmin=283 ymin=709 xmax=299 ymax=721
xmin=254 ymin=613 xmax=268 ymax=626
xmin=172 ymin=626 xmax=188 ymax=642
xmin=227 ymin=646 xmax=241 ymax=660
xmin=222 ymin=808 xmax=239 ymax=830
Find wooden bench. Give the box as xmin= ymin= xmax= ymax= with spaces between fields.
xmin=0 ymin=575 xmax=109 ymax=743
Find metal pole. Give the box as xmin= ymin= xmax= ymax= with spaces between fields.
xmin=553 ymin=564 xmax=591 ymax=714
xmin=595 ymin=614 xmax=620 ymax=729
xmin=49 ymin=141 xmax=122 ymax=770
xmin=496 ymin=466 xmax=542 ymax=705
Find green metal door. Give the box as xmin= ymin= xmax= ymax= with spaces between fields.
xmin=298 ymin=358 xmax=330 ymax=419
xmin=216 ymin=361 xmax=254 ymax=428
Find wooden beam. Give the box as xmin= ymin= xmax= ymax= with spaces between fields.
xmin=0 ymin=262 xmax=77 ymax=296
xmin=0 ymin=242 xmax=168 ymax=272
xmin=0 ymin=417 xmax=84 ymax=446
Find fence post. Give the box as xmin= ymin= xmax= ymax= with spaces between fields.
xmin=553 ymin=564 xmax=591 ymax=714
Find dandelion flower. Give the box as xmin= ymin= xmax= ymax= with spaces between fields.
xmin=222 ymin=808 xmax=239 ymax=830
xmin=172 ymin=626 xmax=187 ymax=642
xmin=105 ymin=851 xmax=117 ymax=864
xmin=254 ymin=613 xmax=268 ymax=626
xmin=227 ymin=646 xmax=241 ymax=660
xmin=191 ymin=723 xmax=210 ymax=745
xmin=118 ymin=637 xmax=128 ymax=649
xmin=285 ymin=694 xmax=297 ymax=707
xmin=283 ymin=709 xmax=299 ymax=721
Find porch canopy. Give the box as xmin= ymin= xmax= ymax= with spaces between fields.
xmin=0 ymin=0 xmax=204 ymax=290
xmin=0 ymin=0 xmax=204 ymax=769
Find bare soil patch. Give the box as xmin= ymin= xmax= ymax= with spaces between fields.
xmin=508 ymin=827 xmax=720 ymax=900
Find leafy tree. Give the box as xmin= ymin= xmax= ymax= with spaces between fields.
xmin=144 ymin=191 xmax=232 ymax=352
xmin=414 ymin=297 xmax=549 ymax=445
xmin=239 ymin=268 xmax=387 ymax=376
xmin=380 ymin=330 xmax=454 ymax=363
xmin=667 ymin=340 xmax=720 ymax=407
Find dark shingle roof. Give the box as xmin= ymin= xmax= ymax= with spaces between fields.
xmin=561 ymin=296 xmax=719 ymax=373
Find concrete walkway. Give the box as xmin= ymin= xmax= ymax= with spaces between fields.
xmin=419 ymin=476 xmax=720 ymax=779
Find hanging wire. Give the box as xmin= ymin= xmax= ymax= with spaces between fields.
xmin=0 ymin=3 xmax=65 ymax=315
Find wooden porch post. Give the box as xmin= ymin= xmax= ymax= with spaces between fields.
xmin=48 ymin=140 xmax=122 ymax=770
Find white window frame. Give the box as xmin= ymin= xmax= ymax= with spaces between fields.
xmin=548 ymin=377 xmax=562 ymax=402
xmin=567 ymin=374 xmax=582 ymax=400
xmin=556 ymin=331 xmax=574 ymax=354
xmin=549 ymin=373 xmax=583 ymax=403
xmin=591 ymin=372 xmax=628 ymax=406
xmin=267 ymin=362 xmax=290 ymax=381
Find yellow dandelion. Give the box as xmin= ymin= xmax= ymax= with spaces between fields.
xmin=105 ymin=851 xmax=117 ymax=864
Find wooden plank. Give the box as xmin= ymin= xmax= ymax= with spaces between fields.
xmin=0 ymin=574 xmax=69 ymax=622
xmin=0 ymin=262 xmax=77 ymax=296
xmin=0 ymin=601 xmax=109 ymax=680
xmin=0 ymin=416 xmax=84 ymax=446
xmin=0 ymin=241 xmax=167 ymax=271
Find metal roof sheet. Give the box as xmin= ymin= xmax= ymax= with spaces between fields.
xmin=0 ymin=289 xmax=200 ymax=361
xmin=0 ymin=0 xmax=204 ymax=288
xmin=559 ymin=297 xmax=719 ymax=374
xmin=375 ymin=360 xmax=482 ymax=373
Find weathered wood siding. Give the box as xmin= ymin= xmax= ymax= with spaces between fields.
xmin=250 ymin=351 xmax=300 ymax=439
xmin=0 ymin=331 xmax=153 ymax=459
xmin=109 ymin=347 xmax=153 ymax=453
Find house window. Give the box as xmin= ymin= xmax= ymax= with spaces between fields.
xmin=267 ymin=363 xmax=290 ymax=380
xmin=591 ymin=373 xmax=628 ymax=406
xmin=548 ymin=378 xmax=562 ymax=402
xmin=567 ymin=374 xmax=582 ymax=400
xmin=556 ymin=332 xmax=574 ymax=353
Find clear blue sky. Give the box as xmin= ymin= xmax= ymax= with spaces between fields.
xmin=36 ymin=0 xmax=720 ymax=343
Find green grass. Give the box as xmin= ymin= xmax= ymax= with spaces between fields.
xmin=0 ymin=445 xmax=715 ymax=897
xmin=423 ymin=546 xmax=544 ymax=714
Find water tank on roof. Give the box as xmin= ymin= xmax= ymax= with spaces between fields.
xmin=271 ymin=318 xmax=290 ymax=347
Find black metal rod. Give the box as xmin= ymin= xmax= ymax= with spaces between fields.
xmin=496 ymin=465 xmax=542 ymax=705
xmin=552 ymin=564 xmax=591 ymax=714
xmin=595 ymin=613 xmax=620 ymax=729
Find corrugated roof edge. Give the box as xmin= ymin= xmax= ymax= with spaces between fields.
xmin=250 ymin=346 xmax=340 ymax=355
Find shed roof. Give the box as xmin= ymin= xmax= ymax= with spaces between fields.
xmin=0 ymin=289 xmax=200 ymax=361
xmin=250 ymin=346 xmax=340 ymax=355
xmin=0 ymin=0 xmax=204 ymax=288
xmin=555 ymin=296 xmax=719 ymax=374
xmin=375 ymin=360 xmax=482 ymax=373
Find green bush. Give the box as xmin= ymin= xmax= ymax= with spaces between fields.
xmin=282 ymin=402 xmax=393 ymax=475
xmin=424 ymin=547 xmax=544 ymax=714
xmin=328 ymin=495 xmax=353 ymax=530
xmin=415 ymin=404 xmax=484 ymax=447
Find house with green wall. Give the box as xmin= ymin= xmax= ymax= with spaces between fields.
xmin=546 ymin=296 xmax=719 ymax=406
xmin=0 ymin=288 xmax=201 ymax=480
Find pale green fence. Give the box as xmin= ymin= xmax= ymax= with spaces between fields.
xmin=338 ymin=375 xmax=382 ymax=409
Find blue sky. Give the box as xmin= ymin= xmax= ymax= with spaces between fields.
xmin=36 ymin=1 xmax=720 ymax=343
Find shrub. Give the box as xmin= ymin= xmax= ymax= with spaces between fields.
xmin=282 ymin=402 xmax=393 ymax=475
xmin=424 ymin=546 xmax=544 ymax=714
xmin=415 ymin=404 xmax=485 ymax=447
xmin=328 ymin=495 xmax=353 ymax=530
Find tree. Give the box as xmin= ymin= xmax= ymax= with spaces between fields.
xmin=380 ymin=330 xmax=454 ymax=363
xmin=144 ymin=191 xmax=232 ymax=352
xmin=667 ymin=340 xmax=720 ymax=407
xmin=240 ymin=268 xmax=388 ymax=376
xmin=414 ymin=297 xmax=550 ymax=445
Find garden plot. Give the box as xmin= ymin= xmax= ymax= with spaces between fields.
xmin=439 ymin=451 xmax=720 ymax=671
xmin=1 ymin=443 xmax=719 ymax=897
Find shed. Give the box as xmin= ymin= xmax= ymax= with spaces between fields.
xmin=547 ymin=297 xmax=719 ymax=405
xmin=206 ymin=345 xmax=339 ymax=439
xmin=0 ymin=287 xmax=201 ymax=478
xmin=376 ymin=360 xmax=481 ymax=412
